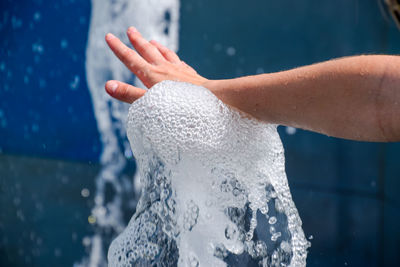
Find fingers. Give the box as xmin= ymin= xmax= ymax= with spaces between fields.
xmin=149 ymin=40 xmax=181 ymax=63
xmin=105 ymin=33 xmax=149 ymax=79
xmin=127 ymin=27 xmax=165 ymax=65
xmin=105 ymin=80 xmax=146 ymax=103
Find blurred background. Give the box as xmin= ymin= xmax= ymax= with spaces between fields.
xmin=1 ymin=0 xmax=400 ymax=266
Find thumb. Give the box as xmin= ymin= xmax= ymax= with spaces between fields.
xmin=105 ymin=80 xmax=146 ymax=103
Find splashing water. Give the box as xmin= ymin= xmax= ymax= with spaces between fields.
xmin=80 ymin=0 xmax=179 ymax=266
xmin=108 ymin=81 xmax=310 ymax=266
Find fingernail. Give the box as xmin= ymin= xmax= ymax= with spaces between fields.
xmin=105 ymin=33 xmax=116 ymax=41
xmin=127 ymin=26 xmax=137 ymax=35
xmin=106 ymin=81 xmax=118 ymax=94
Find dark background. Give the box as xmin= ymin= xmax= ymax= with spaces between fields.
xmin=1 ymin=0 xmax=400 ymax=266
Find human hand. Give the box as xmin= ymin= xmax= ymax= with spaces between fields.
xmin=104 ymin=27 xmax=208 ymax=103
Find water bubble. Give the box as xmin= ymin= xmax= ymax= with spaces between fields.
xmin=256 ymin=67 xmax=264 ymax=74
xmin=285 ymin=126 xmax=297 ymax=135
xmin=88 ymin=215 xmax=96 ymax=224
xmin=32 ymin=42 xmax=44 ymax=54
xmin=69 ymin=75 xmax=80 ymax=90
xmin=260 ymin=205 xmax=268 ymax=214
xmin=271 ymin=232 xmax=281 ymax=242
xmin=81 ymin=188 xmax=90 ymax=198
xmin=33 ymin=12 xmax=41 ymax=21
xmin=226 ymin=47 xmax=236 ymax=56
xmin=245 ymin=232 xmax=253 ymax=241
xmin=269 ymin=216 xmax=277 ymax=225
xmin=60 ymin=39 xmax=68 ymax=49
xmin=82 ymin=237 xmax=91 ymax=246
xmin=124 ymin=148 xmax=132 ymax=158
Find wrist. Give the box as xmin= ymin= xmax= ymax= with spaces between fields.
xmin=202 ymin=78 xmax=246 ymax=111
xmin=202 ymin=79 xmax=231 ymax=97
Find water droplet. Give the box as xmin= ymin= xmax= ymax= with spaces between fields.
xmin=82 ymin=237 xmax=91 ymax=246
xmin=32 ymin=42 xmax=44 ymax=54
xmin=256 ymin=67 xmax=264 ymax=74
xmin=268 ymin=216 xmax=277 ymax=225
xmin=60 ymin=39 xmax=68 ymax=49
xmin=81 ymin=188 xmax=90 ymax=198
xmin=285 ymin=126 xmax=296 ymax=135
xmin=88 ymin=215 xmax=96 ymax=224
xmin=69 ymin=75 xmax=80 ymax=90
xmin=33 ymin=12 xmax=41 ymax=21
xmin=226 ymin=46 xmax=236 ymax=56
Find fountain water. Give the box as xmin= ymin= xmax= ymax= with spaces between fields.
xmin=79 ymin=0 xmax=180 ymax=266
xmin=108 ymin=81 xmax=310 ymax=266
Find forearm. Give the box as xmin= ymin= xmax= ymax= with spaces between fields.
xmin=206 ymin=55 xmax=400 ymax=142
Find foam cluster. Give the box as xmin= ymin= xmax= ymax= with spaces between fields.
xmin=108 ymin=81 xmax=310 ymax=266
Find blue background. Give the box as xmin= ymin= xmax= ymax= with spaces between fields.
xmin=1 ymin=0 xmax=400 ymax=266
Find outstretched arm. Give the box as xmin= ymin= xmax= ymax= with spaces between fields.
xmin=207 ymin=56 xmax=400 ymax=142
xmin=105 ymin=27 xmax=400 ymax=142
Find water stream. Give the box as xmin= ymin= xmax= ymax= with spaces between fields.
xmin=79 ymin=0 xmax=179 ymax=265
xmin=108 ymin=81 xmax=310 ymax=266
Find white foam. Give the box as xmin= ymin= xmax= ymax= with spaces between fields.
xmin=108 ymin=81 xmax=310 ymax=266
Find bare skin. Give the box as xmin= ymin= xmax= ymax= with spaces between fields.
xmin=105 ymin=27 xmax=400 ymax=142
